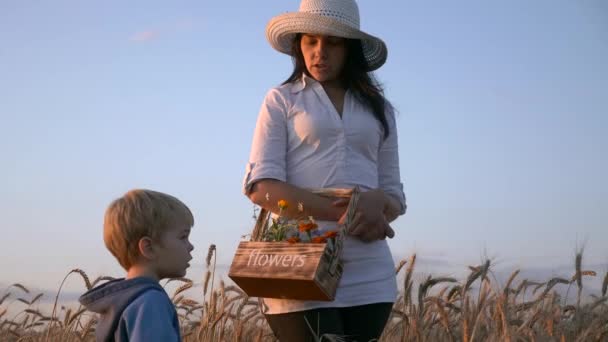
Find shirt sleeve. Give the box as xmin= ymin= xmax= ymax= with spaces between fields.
xmin=118 ymin=290 xmax=180 ymax=342
xmin=243 ymin=89 xmax=289 ymax=195
xmin=378 ymin=108 xmax=407 ymax=215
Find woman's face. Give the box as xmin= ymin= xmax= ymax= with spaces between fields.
xmin=300 ymin=34 xmax=347 ymax=85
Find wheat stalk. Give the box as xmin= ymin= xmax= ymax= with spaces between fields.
xmin=91 ymin=275 xmax=116 ymax=287
xmin=395 ymin=259 xmax=407 ymax=275
xmin=9 ymin=283 xmax=30 ymax=294
xmin=46 ymin=268 xmax=91 ymax=341
xmin=173 ymin=282 xmax=194 ymax=300
xmin=602 ymin=271 xmax=608 ymax=297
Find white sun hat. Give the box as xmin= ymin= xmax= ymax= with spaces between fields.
xmin=266 ymin=0 xmax=388 ymax=71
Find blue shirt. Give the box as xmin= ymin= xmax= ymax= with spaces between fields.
xmin=79 ymin=277 xmax=181 ymax=342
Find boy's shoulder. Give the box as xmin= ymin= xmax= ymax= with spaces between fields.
xmin=123 ymin=287 xmax=174 ymax=313
xmin=118 ymin=287 xmax=181 ymax=341
xmin=79 ymin=277 xmax=180 ymax=341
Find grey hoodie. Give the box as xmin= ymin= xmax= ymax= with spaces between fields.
xmin=79 ymin=277 xmax=181 ymax=342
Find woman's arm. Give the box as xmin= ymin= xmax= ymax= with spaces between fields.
xmin=377 ymin=107 xmax=407 ymax=222
xmin=339 ymin=107 xmax=406 ymax=242
xmin=248 ymin=179 xmax=347 ymax=221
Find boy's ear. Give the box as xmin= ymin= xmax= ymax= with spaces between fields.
xmin=137 ymin=237 xmax=156 ymax=260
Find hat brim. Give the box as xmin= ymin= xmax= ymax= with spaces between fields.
xmin=266 ymin=12 xmax=387 ymax=71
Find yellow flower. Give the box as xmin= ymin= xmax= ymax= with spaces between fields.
xmin=277 ymin=200 xmax=288 ymax=209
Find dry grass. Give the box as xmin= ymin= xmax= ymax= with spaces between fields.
xmin=1 ymin=246 xmax=607 ymax=341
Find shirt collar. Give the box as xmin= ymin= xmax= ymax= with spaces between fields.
xmin=290 ymin=73 xmax=316 ymax=94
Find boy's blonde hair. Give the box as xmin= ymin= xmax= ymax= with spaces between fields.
xmin=103 ymin=189 xmax=194 ymax=270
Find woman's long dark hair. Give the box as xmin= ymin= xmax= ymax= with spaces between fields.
xmin=283 ymin=34 xmax=391 ymax=139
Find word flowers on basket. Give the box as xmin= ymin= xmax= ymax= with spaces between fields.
xmin=228 ymin=187 xmax=360 ymax=301
xmin=263 ymin=199 xmax=339 ymax=252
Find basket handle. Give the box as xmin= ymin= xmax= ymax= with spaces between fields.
xmin=328 ymin=187 xmax=360 ymax=275
xmin=251 ymin=207 xmax=271 ymax=241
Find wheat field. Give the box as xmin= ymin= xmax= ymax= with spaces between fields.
xmin=1 ymin=246 xmax=607 ymax=342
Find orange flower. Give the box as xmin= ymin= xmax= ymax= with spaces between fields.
xmin=311 ymin=236 xmax=327 ymax=243
xmin=287 ymin=236 xmax=300 ymax=244
xmin=324 ymin=230 xmax=338 ymax=239
xmin=277 ymin=200 xmax=288 ymax=209
xmin=298 ymin=222 xmax=318 ymax=232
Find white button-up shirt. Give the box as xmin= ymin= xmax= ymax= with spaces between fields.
xmin=243 ymin=75 xmax=406 ymax=314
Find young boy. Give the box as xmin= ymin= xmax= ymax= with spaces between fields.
xmin=79 ymin=189 xmax=195 ymax=342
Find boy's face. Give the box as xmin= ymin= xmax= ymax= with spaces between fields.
xmin=152 ymin=220 xmax=194 ymax=279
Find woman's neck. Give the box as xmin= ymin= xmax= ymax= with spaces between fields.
xmin=322 ymin=83 xmax=347 ymax=115
xmin=320 ymin=79 xmax=345 ymax=91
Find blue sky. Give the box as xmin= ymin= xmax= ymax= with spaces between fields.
xmin=1 ymin=0 xmax=607 ymax=296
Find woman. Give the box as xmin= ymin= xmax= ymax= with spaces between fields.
xmin=242 ymin=0 xmax=407 ymax=340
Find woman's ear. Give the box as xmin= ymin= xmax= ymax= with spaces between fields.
xmin=137 ymin=237 xmax=156 ymax=260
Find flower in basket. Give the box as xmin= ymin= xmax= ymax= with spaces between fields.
xmin=298 ymin=220 xmax=318 ymax=241
xmin=262 ymin=199 xmax=339 ymax=251
xmin=263 ymin=200 xmax=293 ymax=242
xmin=286 ymin=236 xmax=300 ymax=243
xmin=277 ymin=199 xmax=288 ymax=210
xmin=311 ymin=236 xmax=327 ymax=243
xmin=324 ymin=230 xmax=338 ymax=239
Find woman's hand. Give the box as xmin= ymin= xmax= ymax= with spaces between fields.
xmin=334 ymin=189 xmax=395 ymax=242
